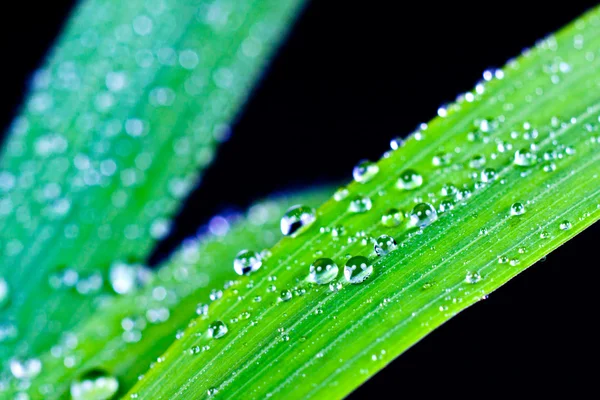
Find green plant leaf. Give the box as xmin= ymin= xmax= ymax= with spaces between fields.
xmin=8 ymin=187 xmax=331 ymax=399
xmin=124 ymin=7 xmax=600 ymax=399
xmin=0 ymin=0 xmax=306 ymax=363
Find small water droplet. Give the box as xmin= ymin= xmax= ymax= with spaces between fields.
xmin=381 ymin=208 xmax=404 ymax=227
xmin=109 ymin=261 xmax=151 ymax=295
xmin=469 ymin=154 xmax=486 ymax=169
xmin=70 ymin=370 xmax=119 ymax=400
xmin=513 ymin=148 xmax=537 ymax=166
xmin=207 ymin=388 xmax=219 ymax=396
xmin=233 ymin=250 xmax=262 ymax=276
xmin=0 ymin=277 xmax=8 ymax=309
xmin=208 ymin=321 xmax=228 ymax=339
xmin=465 ymin=271 xmax=482 ymax=284
xmin=390 ymin=136 xmax=405 ymax=150
xmin=279 ymin=289 xmax=293 ymax=302
xmin=280 ymin=205 xmax=316 ymax=236
xmin=349 ymin=196 xmax=373 ymax=213
xmin=410 ymin=203 xmax=438 ymax=227
xmin=510 ymin=202 xmax=526 ymax=216
xmin=480 ymin=168 xmax=497 ymax=183
xmin=10 ymin=358 xmax=42 ymax=380
xmin=374 ymin=235 xmax=398 ymax=256
xmin=353 ymin=160 xmax=379 ymax=183
xmin=432 ymin=152 xmax=452 ymax=167
xmin=308 ymin=258 xmax=339 ymax=284
xmin=559 ymin=220 xmax=572 ymax=230
xmin=344 ymin=256 xmax=373 ymax=283
xmin=333 ymin=188 xmax=349 ymax=201
xmin=396 ymin=169 xmax=423 ymax=190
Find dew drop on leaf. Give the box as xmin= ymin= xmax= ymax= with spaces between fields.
xmin=513 ymin=148 xmax=537 ymax=166
xmin=10 ymin=358 xmax=42 ymax=380
xmin=465 ymin=271 xmax=482 ymax=284
xmin=389 ymin=136 xmax=405 ymax=150
xmin=559 ymin=220 xmax=572 ymax=230
xmin=352 ymin=160 xmax=379 ymax=183
xmin=280 ymin=205 xmax=316 ymax=236
xmin=208 ymin=321 xmax=228 ymax=339
xmin=510 ymin=202 xmax=526 ymax=216
xmin=348 ymin=196 xmax=373 ymax=213
xmin=396 ymin=169 xmax=423 ymax=190
xmin=308 ymin=258 xmax=339 ymax=285
xmin=70 ymin=370 xmax=119 ymax=400
xmin=381 ymin=208 xmax=404 ymax=227
xmin=410 ymin=203 xmax=438 ymax=227
xmin=279 ymin=289 xmax=293 ymax=302
xmin=374 ymin=235 xmax=398 ymax=256
xmin=344 ymin=256 xmax=373 ymax=283
xmin=233 ymin=249 xmax=262 ymax=276
xmin=480 ymin=168 xmax=497 ymax=183
xmin=0 ymin=277 xmax=8 ymax=309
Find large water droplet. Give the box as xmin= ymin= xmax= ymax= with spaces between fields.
xmin=280 ymin=205 xmax=316 ymax=236
xmin=510 ymin=202 xmax=526 ymax=216
xmin=344 ymin=256 xmax=373 ymax=284
xmin=374 ymin=235 xmax=398 ymax=256
xmin=410 ymin=203 xmax=438 ymax=227
xmin=353 ymin=160 xmax=379 ymax=183
xmin=513 ymin=148 xmax=537 ymax=166
xmin=308 ymin=258 xmax=339 ymax=284
xmin=208 ymin=321 xmax=228 ymax=339
xmin=396 ymin=169 xmax=423 ymax=190
xmin=70 ymin=370 xmax=119 ymax=400
xmin=10 ymin=358 xmax=42 ymax=380
xmin=348 ymin=196 xmax=373 ymax=213
xmin=233 ymin=250 xmax=262 ymax=276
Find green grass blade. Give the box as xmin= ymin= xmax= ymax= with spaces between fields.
xmin=125 ymin=7 xmax=600 ymax=399
xmin=8 ymin=187 xmax=331 ymax=399
xmin=0 ymin=0 xmax=306 ymax=362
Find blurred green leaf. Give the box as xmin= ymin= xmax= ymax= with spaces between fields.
xmin=0 ymin=0 xmax=306 ymax=365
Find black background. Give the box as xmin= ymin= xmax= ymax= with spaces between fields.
xmin=1 ymin=1 xmax=598 ymax=398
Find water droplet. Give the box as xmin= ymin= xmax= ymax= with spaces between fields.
xmin=10 ymin=358 xmax=42 ymax=380
xmin=233 ymin=250 xmax=262 ymax=276
xmin=432 ymin=152 xmax=452 ymax=167
xmin=438 ymin=199 xmax=454 ymax=213
xmin=396 ymin=169 xmax=423 ymax=190
xmin=381 ymin=208 xmax=404 ymax=227
xmin=348 ymin=196 xmax=373 ymax=213
xmin=480 ymin=168 xmax=497 ymax=183
xmin=513 ymin=148 xmax=537 ymax=166
xmin=353 ymin=160 xmax=379 ymax=183
xmin=465 ymin=271 xmax=482 ymax=283
xmin=279 ymin=289 xmax=293 ymax=302
xmin=333 ymin=187 xmax=349 ymax=201
xmin=0 ymin=277 xmax=8 ymax=308
xmin=390 ymin=136 xmax=405 ymax=150
xmin=559 ymin=220 xmax=572 ymax=230
xmin=280 ymin=205 xmax=316 ymax=236
xmin=469 ymin=154 xmax=486 ymax=169
xmin=374 ymin=235 xmax=398 ymax=256
xmin=410 ymin=203 xmax=438 ymax=227
xmin=70 ymin=370 xmax=119 ymax=400
xmin=208 ymin=321 xmax=228 ymax=339
xmin=344 ymin=256 xmax=373 ymax=283
xmin=308 ymin=258 xmax=339 ymax=284
xmin=207 ymin=388 xmax=219 ymax=396
xmin=510 ymin=202 xmax=526 ymax=216
xmin=441 ymin=183 xmax=458 ymax=196
xmin=109 ymin=262 xmax=151 ymax=295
